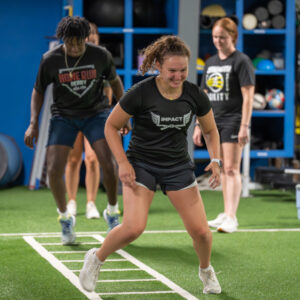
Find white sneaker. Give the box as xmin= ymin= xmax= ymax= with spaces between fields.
xmin=58 ymin=215 xmax=76 ymax=245
xmin=217 ymin=216 xmax=238 ymax=233
xmin=79 ymin=248 xmax=103 ymax=292
xmin=199 ymin=265 xmax=221 ymax=294
xmin=207 ymin=213 xmax=226 ymax=228
xmin=86 ymin=202 xmax=100 ymax=219
xmin=67 ymin=200 xmax=77 ymax=216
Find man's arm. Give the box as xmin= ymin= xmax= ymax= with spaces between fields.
xmin=24 ymin=88 xmax=44 ymax=149
xmin=109 ymin=75 xmax=124 ymax=102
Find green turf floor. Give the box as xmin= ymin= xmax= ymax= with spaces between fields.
xmin=0 ymin=186 xmax=299 ymax=299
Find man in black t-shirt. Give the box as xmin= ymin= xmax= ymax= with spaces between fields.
xmin=24 ymin=16 xmax=127 ymax=245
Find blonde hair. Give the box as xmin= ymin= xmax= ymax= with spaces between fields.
xmin=213 ymin=17 xmax=238 ymax=45
xmin=139 ymin=35 xmax=191 ymax=75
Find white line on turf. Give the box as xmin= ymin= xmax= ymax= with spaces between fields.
xmin=2 ymin=228 xmax=300 ymax=237
xmin=23 ymin=236 xmax=102 ymax=300
xmin=92 ymin=234 xmax=200 ymax=300
xmin=71 ymin=268 xmax=141 ymax=272
xmin=98 ymin=291 xmax=177 ymax=296
xmin=97 ymin=279 xmax=157 ymax=282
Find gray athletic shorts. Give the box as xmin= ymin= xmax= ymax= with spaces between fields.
xmin=128 ymin=158 xmax=197 ymax=194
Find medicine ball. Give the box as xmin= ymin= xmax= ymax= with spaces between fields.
xmin=271 ymin=15 xmax=285 ymax=29
xmin=267 ymin=0 xmax=284 ymax=16
xmin=254 ymin=6 xmax=269 ymax=22
xmin=84 ymin=0 xmax=124 ymax=27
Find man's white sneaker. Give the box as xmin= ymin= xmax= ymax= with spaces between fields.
xmin=207 ymin=213 xmax=226 ymax=228
xmin=67 ymin=200 xmax=77 ymax=216
xmin=217 ymin=216 xmax=238 ymax=233
xmin=58 ymin=215 xmax=76 ymax=245
xmin=86 ymin=202 xmax=100 ymax=219
xmin=79 ymin=248 xmax=103 ymax=292
xmin=199 ymin=265 xmax=221 ymax=294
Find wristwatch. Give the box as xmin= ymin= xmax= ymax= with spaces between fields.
xmin=211 ymin=158 xmax=223 ymax=168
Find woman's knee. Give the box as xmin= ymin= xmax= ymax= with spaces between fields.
xmin=190 ymin=226 xmax=211 ymax=242
xmin=84 ymin=154 xmax=99 ymax=170
xmin=223 ymin=166 xmax=239 ymax=177
xmin=122 ymin=223 xmax=145 ymax=242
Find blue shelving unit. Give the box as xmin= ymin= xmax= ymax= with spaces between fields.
xmin=195 ymin=0 xmax=295 ymax=160
xmin=73 ymin=0 xmax=178 ymax=150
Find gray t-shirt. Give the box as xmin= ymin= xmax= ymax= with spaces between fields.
xmin=201 ymin=50 xmax=255 ymax=126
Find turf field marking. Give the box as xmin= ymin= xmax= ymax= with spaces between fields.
xmin=98 ymin=291 xmax=177 ymax=296
xmin=23 ymin=236 xmax=102 ymax=300
xmin=92 ymin=234 xmax=200 ymax=300
xmin=2 ymin=228 xmax=300 ymax=237
xmin=40 ymin=241 xmax=100 ymax=245
xmin=72 ymin=268 xmax=141 ymax=272
xmin=98 ymin=279 xmax=157 ymax=282
xmin=61 ymin=258 xmax=126 ymax=263
xmin=50 ymin=250 xmax=86 ymax=254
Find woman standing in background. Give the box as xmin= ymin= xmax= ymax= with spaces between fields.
xmin=194 ymin=17 xmax=255 ymax=233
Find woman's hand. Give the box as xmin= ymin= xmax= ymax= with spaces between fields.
xmin=119 ymin=120 xmax=132 ymax=136
xmin=204 ymin=161 xmax=221 ymax=189
xmin=238 ymin=125 xmax=249 ymax=147
xmin=118 ymin=160 xmax=137 ymax=189
xmin=193 ymin=125 xmax=203 ymax=147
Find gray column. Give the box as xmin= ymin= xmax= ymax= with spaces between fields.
xmin=178 ymin=0 xmax=201 ymax=161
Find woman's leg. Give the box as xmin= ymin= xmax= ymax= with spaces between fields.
xmin=96 ymin=185 xmax=154 ymax=261
xmin=65 ymin=133 xmax=83 ymax=202
xmin=221 ymin=142 xmax=243 ymax=217
xmin=167 ymin=186 xmax=212 ymax=268
xmin=83 ymin=136 xmax=100 ymax=203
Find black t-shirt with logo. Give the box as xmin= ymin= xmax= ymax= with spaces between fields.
xmin=200 ymin=50 xmax=255 ymax=126
xmin=34 ymin=43 xmax=117 ymax=118
xmin=119 ymin=76 xmax=211 ymax=167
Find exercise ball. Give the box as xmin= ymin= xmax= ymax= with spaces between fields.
xmin=0 ymin=133 xmax=23 ymax=186
xmin=84 ymin=0 xmax=124 ymax=27
xmin=252 ymin=57 xmax=264 ymax=68
xmin=257 ymin=59 xmax=275 ymax=71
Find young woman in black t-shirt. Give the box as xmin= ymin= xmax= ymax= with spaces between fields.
xmin=193 ymin=17 xmax=255 ymax=233
xmin=79 ymin=35 xmax=222 ymax=295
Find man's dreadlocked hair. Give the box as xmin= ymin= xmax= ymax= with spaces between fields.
xmin=56 ymin=16 xmax=90 ymax=40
